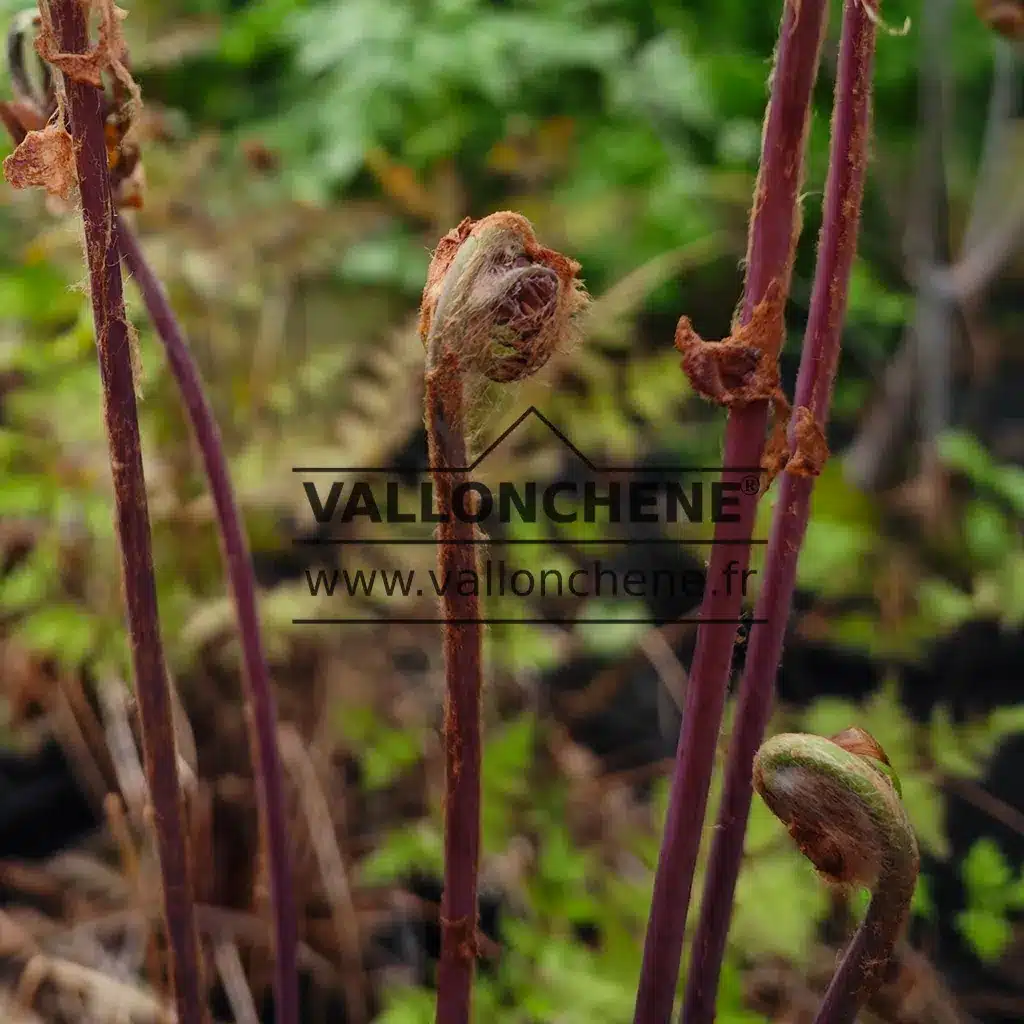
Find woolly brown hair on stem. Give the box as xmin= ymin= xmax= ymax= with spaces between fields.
xmin=421 ymin=212 xmax=586 ymax=1024
xmin=4 ymin=2 xmax=206 ymax=1022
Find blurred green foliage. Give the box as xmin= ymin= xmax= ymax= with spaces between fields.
xmin=957 ymin=838 xmax=1024 ymax=963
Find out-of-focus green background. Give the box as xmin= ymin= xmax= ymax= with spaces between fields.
xmin=0 ymin=1 xmax=1022 ymax=1022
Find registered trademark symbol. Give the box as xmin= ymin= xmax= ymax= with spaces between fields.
xmin=741 ymin=475 xmax=761 ymax=495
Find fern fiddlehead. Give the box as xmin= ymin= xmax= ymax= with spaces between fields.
xmin=753 ymin=728 xmax=920 ymax=1024
xmin=422 ymin=212 xmax=587 ymax=1024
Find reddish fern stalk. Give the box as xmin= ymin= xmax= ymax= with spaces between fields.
xmin=633 ymin=3 xmax=830 ymax=1022
xmin=682 ymin=3 xmax=884 ymax=1020
xmin=33 ymin=2 xmax=206 ymax=1020
xmin=116 ymin=221 xmax=300 ymax=1024
xmin=424 ymin=350 xmax=485 ymax=1024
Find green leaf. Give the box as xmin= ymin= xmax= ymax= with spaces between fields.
xmin=0 ymin=475 xmax=54 ymax=517
xmin=0 ymin=544 xmax=56 ymax=611
xmin=860 ymin=682 xmax=916 ymax=761
xmin=612 ymin=34 xmax=713 ymax=129
xmin=375 ymin=986 xmax=435 ymax=1024
xmin=929 ymin=705 xmax=985 ymax=780
xmin=997 ymin=554 xmax=1024 ymax=627
xmin=16 ymin=605 xmax=98 ymax=668
xmin=362 ymin=726 xmax=421 ymax=790
xmin=482 ymin=714 xmax=535 ymax=850
xmin=917 ymin=578 xmax=976 ymax=631
xmin=331 ymin=703 xmax=422 ymax=790
xmin=483 ymin=715 xmax=534 ymax=802
xmin=981 ymin=704 xmax=1024 ymax=754
xmin=538 ymin=824 xmax=589 ymax=889
xmin=956 ymin=838 xmax=1024 ymax=963
xmin=937 ymin=431 xmax=1024 ymax=515
xmin=796 ymin=521 xmax=876 ymax=596
xmin=533 ymin=938 xmax=636 ymax=1022
xmin=339 ymin=232 xmax=431 ymax=293
xmin=713 ymin=960 xmax=771 ymax=1023
xmin=899 ymin=773 xmax=948 ymax=859
xmin=800 ymin=696 xmax=862 ymax=741
xmin=992 ymin=464 xmax=1024 ymax=516
xmin=731 ymin=846 xmax=828 ymax=963
xmin=845 ymin=259 xmax=911 ymax=328
xmin=912 ymin=873 xmax=936 ymax=921
xmin=962 ymin=838 xmax=1012 ymax=900
xmin=956 ymin=908 xmax=1013 ymax=963
xmin=964 ymin=501 xmax=1013 ymax=566
xmin=358 ymin=822 xmax=443 ymax=885
xmin=1007 ymin=876 xmax=1024 ymax=909
xmin=938 ymin=430 xmax=994 ymax=484
xmin=488 ymin=622 xmax=564 ymax=673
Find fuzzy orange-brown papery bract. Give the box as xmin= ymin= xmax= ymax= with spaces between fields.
xmin=828 ymin=726 xmax=892 ymax=766
xmin=3 ymin=121 xmax=76 ymax=198
xmin=419 ymin=211 xmax=588 ymax=384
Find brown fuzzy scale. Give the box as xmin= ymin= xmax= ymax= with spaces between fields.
xmin=785 ymin=405 xmax=831 ymax=477
xmin=486 ymin=264 xmax=561 ymax=382
xmin=829 ymin=725 xmax=892 ymax=766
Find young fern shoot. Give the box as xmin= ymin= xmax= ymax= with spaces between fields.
xmin=420 ymin=213 xmax=587 ymax=1024
xmin=2 ymin=2 xmax=205 ymax=1021
xmin=634 ymin=3 xmax=830 ymax=1020
xmin=684 ymin=2 xmax=886 ymax=1018
xmin=753 ymin=729 xmax=920 ymax=1024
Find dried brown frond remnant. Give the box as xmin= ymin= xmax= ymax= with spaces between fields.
xmin=2 ymin=120 xmax=75 ymax=198
xmin=976 ymin=0 xmax=1024 ymax=38
xmin=33 ymin=0 xmax=133 ymax=90
xmin=674 ymin=280 xmax=792 ymax=478
xmin=673 ymin=282 xmax=786 ymax=409
xmin=0 ymin=1 xmax=144 ymax=208
xmin=102 ymin=71 xmax=145 ymax=209
xmin=419 ymin=211 xmax=589 ymax=385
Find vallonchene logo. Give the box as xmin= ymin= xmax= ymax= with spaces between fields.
xmin=292 ymin=407 xmax=768 ymax=626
